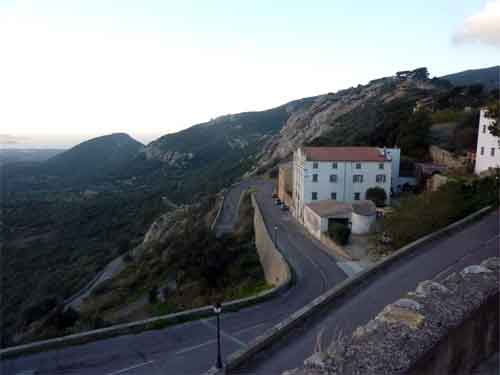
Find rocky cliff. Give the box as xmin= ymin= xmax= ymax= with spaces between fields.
xmin=256 ymin=71 xmax=445 ymax=171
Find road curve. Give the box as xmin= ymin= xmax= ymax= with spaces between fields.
xmin=2 ymin=179 xmax=347 ymax=375
xmin=240 ymin=208 xmax=500 ymax=374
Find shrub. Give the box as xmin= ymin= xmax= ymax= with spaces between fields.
xmin=383 ymin=175 xmax=498 ymax=249
xmin=149 ymin=285 xmax=159 ymax=304
xmin=329 ymin=223 xmax=351 ymax=246
xmin=22 ymin=297 xmax=58 ymax=325
xmin=366 ymin=187 xmax=387 ymax=207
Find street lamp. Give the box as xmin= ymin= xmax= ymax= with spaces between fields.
xmin=213 ymin=302 xmax=223 ymax=369
xmin=274 ymin=225 xmax=278 ymax=248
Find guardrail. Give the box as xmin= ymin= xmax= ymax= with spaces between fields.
xmin=222 ymin=205 xmax=494 ymax=373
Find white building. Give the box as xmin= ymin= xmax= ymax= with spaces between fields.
xmin=293 ymin=147 xmax=396 ymax=223
xmin=475 ymin=108 xmax=500 ymax=175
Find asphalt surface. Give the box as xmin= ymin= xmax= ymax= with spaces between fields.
xmin=241 ymin=207 xmax=500 ymax=374
xmin=3 ymin=180 xmax=498 ymax=375
xmin=2 ymin=180 xmax=347 ymax=375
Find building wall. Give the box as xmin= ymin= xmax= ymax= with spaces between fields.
xmin=385 ymin=148 xmax=400 ymax=192
xmin=430 ymin=145 xmax=469 ymax=170
xmin=303 ymin=160 xmax=392 ymax=206
xmin=278 ymin=164 xmax=294 ymax=209
xmin=475 ymin=109 xmax=500 ymax=175
xmin=293 ymin=148 xmax=392 ymax=222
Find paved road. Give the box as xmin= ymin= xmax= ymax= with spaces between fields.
xmin=65 ymin=256 xmax=125 ymax=311
xmin=4 ymin=180 xmax=498 ymax=375
xmin=2 ymin=180 xmax=347 ymax=375
xmin=240 ymin=208 xmax=500 ymax=374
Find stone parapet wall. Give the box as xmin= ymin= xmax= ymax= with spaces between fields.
xmin=290 ymin=257 xmax=500 ymax=375
xmin=252 ymin=194 xmax=291 ymax=286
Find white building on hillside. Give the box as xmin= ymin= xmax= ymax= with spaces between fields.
xmin=475 ymin=108 xmax=500 ymax=175
xmin=293 ymin=147 xmax=397 ymax=223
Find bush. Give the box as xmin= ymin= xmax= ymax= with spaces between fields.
xmin=22 ymin=297 xmax=58 ymax=325
xmin=366 ymin=187 xmax=387 ymax=207
xmin=329 ymin=223 xmax=351 ymax=246
xmin=383 ymin=175 xmax=498 ymax=249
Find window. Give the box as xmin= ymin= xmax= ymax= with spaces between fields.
xmin=355 ymin=163 xmax=362 ymax=169
xmin=354 ymin=192 xmax=360 ymax=200
xmin=379 ymin=163 xmax=384 ymax=170
xmin=330 ymin=174 xmax=338 ymax=183
xmin=332 ymin=162 xmax=338 ymax=169
xmin=353 ymin=174 xmax=363 ymax=183
xmin=312 ymin=174 xmax=318 ymax=182
xmin=483 ymin=125 xmax=487 ymax=133
xmin=313 ymin=162 xmax=318 ymax=169
xmin=376 ymin=174 xmax=386 ymax=183
xmin=481 ymin=147 xmax=485 ymax=155
xmin=492 ymin=148 xmax=496 ymax=157
xmin=312 ymin=192 xmax=318 ymax=200
xmin=331 ymin=192 xmax=337 ymax=200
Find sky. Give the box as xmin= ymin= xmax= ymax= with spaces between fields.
xmin=1 ymin=0 xmax=499 ymax=148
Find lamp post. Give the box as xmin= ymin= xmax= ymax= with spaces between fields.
xmin=213 ymin=302 xmax=223 ymax=369
xmin=274 ymin=225 xmax=278 ymax=248
xmin=496 ymin=168 xmax=500 ymax=208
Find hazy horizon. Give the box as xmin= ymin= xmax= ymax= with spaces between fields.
xmin=1 ymin=0 xmax=500 ymax=149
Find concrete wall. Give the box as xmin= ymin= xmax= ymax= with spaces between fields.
xmin=475 ymin=109 xmax=500 ymax=174
xmin=303 ymin=205 xmax=322 ymax=239
xmin=351 ymin=212 xmax=375 ymax=235
xmin=251 ymin=195 xmax=290 ymax=287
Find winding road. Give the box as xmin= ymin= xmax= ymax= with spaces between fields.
xmin=2 ymin=179 xmax=499 ymax=375
xmin=2 ymin=180 xmax=347 ymax=375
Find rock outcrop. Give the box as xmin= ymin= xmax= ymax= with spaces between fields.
xmin=256 ymin=69 xmax=443 ymax=171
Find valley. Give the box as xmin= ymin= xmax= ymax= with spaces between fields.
xmin=1 ymin=65 xmax=498 ymax=353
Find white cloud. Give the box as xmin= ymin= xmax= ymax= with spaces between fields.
xmin=453 ymin=0 xmax=500 ymax=47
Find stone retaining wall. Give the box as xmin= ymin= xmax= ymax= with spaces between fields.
xmin=293 ymin=257 xmax=500 ymax=375
xmin=252 ymin=194 xmax=291 ymax=286
xmin=429 ymin=145 xmax=470 ymax=170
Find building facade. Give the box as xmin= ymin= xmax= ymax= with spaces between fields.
xmin=277 ymin=162 xmax=294 ymax=208
xmin=475 ymin=109 xmax=500 ymax=175
xmin=293 ymin=147 xmax=394 ymax=223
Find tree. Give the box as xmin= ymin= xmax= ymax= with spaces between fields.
xmin=486 ymin=102 xmax=500 ymax=137
xmin=328 ymin=222 xmax=351 ymax=246
xmin=366 ymin=187 xmax=387 ymax=207
xmin=397 ymin=110 xmax=432 ymax=159
xmin=467 ymin=84 xmax=484 ymax=97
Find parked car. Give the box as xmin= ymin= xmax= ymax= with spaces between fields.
xmin=275 ymin=198 xmax=282 ymax=205
xmin=272 ymin=192 xmax=278 ymax=199
xmin=281 ymin=204 xmax=289 ymax=211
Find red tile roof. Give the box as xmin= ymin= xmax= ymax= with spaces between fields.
xmin=302 ymin=147 xmax=388 ymax=162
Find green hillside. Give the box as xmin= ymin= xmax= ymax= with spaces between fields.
xmin=43 ymin=133 xmax=144 ymax=181
xmin=441 ymin=66 xmax=500 ymax=90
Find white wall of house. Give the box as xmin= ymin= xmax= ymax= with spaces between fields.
xmin=351 ymin=212 xmax=376 ymax=235
xmin=475 ymin=109 xmax=500 ymax=175
xmin=293 ymin=148 xmax=392 ymax=223
xmin=385 ymin=148 xmax=400 ymax=192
